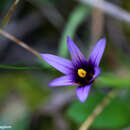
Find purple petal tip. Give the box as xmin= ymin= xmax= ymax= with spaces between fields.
xmin=67 ymin=36 xmax=71 ymax=44
xmin=100 ymin=38 xmax=106 ymax=48
xmin=89 ymin=37 xmax=106 ymax=66
xmin=67 ymin=35 xmax=71 ymax=39
xmin=100 ymin=37 xmax=106 ymax=44
xmin=49 ymin=82 xmax=55 ymax=87
xmin=76 ymin=85 xmax=91 ymax=103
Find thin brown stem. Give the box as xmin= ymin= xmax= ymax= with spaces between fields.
xmin=0 ymin=28 xmax=40 ymax=57
xmin=79 ymin=90 xmax=117 ymax=130
xmin=1 ymin=0 xmax=20 ymax=27
xmin=91 ymin=8 xmax=104 ymax=44
xmin=89 ymin=7 xmax=104 ymax=55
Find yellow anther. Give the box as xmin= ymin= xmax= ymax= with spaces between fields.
xmin=78 ymin=68 xmax=87 ymax=78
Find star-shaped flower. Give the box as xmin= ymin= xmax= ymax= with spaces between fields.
xmin=40 ymin=36 xmax=106 ymax=102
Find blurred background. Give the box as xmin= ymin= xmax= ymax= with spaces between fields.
xmin=0 ymin=0 xmax=130 ymax=130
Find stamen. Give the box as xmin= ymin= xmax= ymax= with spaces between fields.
xmin=78 ymin=68 xmax=87 ymax=78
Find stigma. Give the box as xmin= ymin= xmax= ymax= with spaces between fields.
xmin=78 ymin=68 xmax=87 ymax=78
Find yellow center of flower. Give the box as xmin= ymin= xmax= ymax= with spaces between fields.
xmin=78 ymin=68 xmax=87 ymax=78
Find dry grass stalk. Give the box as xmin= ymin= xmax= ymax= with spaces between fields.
xmin=79 ymin=90 xmax=117 ymax=130
xmin=0 ymin=29 xmax=40 ymax=57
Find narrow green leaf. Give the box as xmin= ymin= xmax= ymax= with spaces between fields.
xmin=39 ymin=0 xmax=60 ymax=3
xmin=96 ymin=74 xmax=130 ymax=88
xmin=0 ymin=64 xmax=41 ymax=70
xmin=58 ymin=4 xmax=91 ymax=57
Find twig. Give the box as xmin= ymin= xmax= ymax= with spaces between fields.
xmin=0 ymin=12 xmax=43 ymax=53
xmin=0 ymin=28 xmax=40 ymax=57
xmin=1 ymin=0 xmax=20 ymax=27
xmin=79 ymin=90 xmax=117 ymax=130
xmin=79 ymin=0 xmax=130 ymax=23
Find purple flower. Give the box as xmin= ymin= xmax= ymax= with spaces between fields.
xmin=40 ymin=36 xmax=106 ymax=102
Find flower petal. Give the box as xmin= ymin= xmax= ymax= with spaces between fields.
xmin=94 ymin=67 xmax=101 ymax=79
xmin=49 ymin=75 xmax=78 ymax=87
xmin=67 ymin=36 xmax=87 ymax=64
xmin=76 ymin=85 xmax=91 ymax=103
xmin=89 ymin=67 xmax=101 ymax=83
xmin=40 ymin=54 xmax=73 ymax=74
xmin=89 ymin=38 xmax=106 ymax=66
